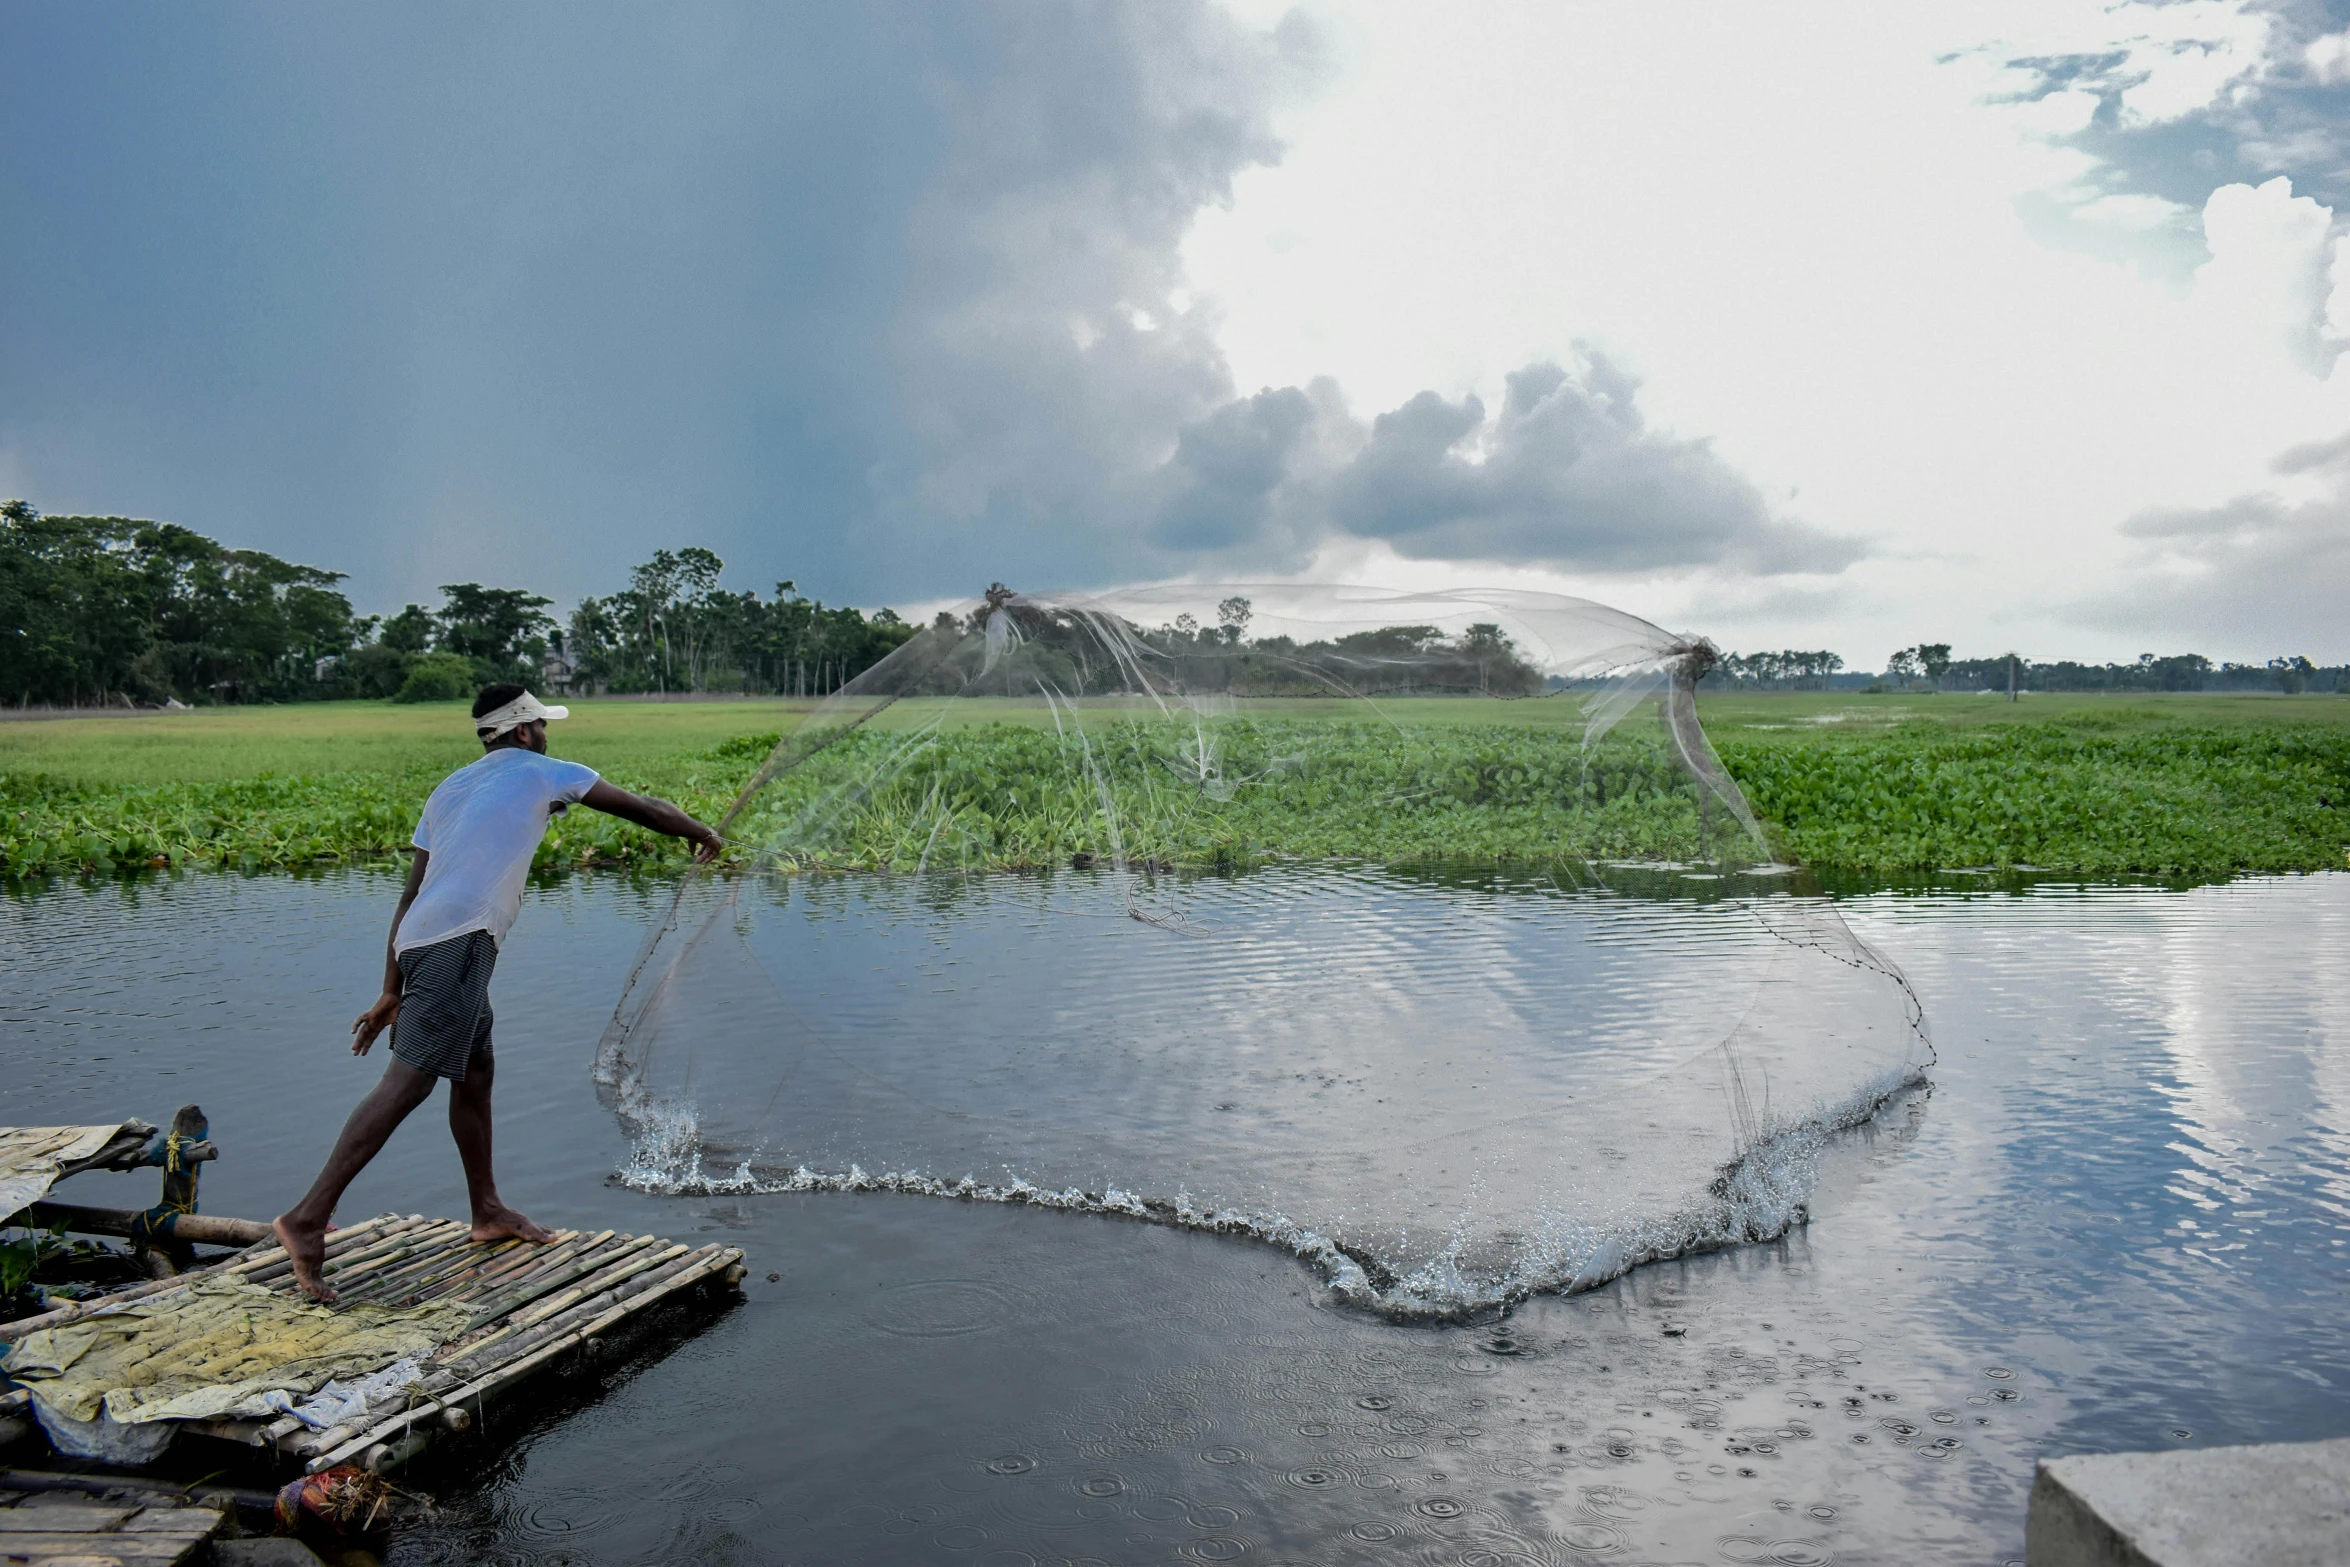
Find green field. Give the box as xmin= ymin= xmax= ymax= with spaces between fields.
xmin=4 ymin=691 xmax=2348 ymax=878
xmin=1701 ymin=691 xmax=2350 ymax=875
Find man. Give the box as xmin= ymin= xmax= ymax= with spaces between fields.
xmin=273 ymin=684 xmax=723 ymax=1302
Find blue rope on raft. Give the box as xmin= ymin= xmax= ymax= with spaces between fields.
xmin=129 ymin=1127 xmax=201 ymax=1246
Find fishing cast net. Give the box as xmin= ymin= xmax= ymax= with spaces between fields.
xmin=594 ymin=586 xmax=1928 ymax=1317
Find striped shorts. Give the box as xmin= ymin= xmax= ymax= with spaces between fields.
xmin=391 ymin=930 xmax=498 ymax=1081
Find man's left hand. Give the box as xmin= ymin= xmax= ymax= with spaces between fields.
xmin=352 ymin=990 xmax=401 ymax=1056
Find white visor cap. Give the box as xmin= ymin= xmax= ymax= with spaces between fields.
xmin=474 ymin=690 xmax=570 ymax=738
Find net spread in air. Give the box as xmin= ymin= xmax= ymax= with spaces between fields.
xmin=594 ymin=586 xmax=1930 ymax=1318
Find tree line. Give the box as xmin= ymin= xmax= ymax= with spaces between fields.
xmin=1709 ymin=650 xmax=1848 ymax=689
xmin=1893 ymin=647 xmax=2346 ymax=695
xmin=964 ymin=596 xmax=1548 ymax=699
xmin=0 ymin=503 xmax=916 ymax=707
xmin=1709 ymin=642 xmax=2347 ymax=694
xmin=10 ymin=499 xmax=2339 ymax=707
xmin=2 ymin=502 xmax=355 ymax=707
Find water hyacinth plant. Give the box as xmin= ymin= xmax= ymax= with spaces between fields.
xmin=723 ymin=717 xmax=1725 ymax=872
xmin=8 ymin=711 xmax=2350 ymax=880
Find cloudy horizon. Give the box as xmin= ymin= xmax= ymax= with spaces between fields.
xmin=7 ymin=0 xmax=2350 ymax=667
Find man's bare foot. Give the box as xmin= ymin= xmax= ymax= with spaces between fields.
xmin=471 ymin=1205 xmax=555 ymax=1244
xmin=273 ymin=1213 xmax=338 ymax=1304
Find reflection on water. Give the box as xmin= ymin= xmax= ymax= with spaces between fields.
xmin=4 ymin=869 xmax=2348 ymax=1564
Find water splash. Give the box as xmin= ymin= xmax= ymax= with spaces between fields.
xmin=613 ymin=1048 xmax=1924 ymax=1321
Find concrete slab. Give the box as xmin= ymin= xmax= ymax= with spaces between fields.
xmin=2027 ymin=1436 xmax=2350 ymax=1566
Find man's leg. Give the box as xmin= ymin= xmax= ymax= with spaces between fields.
xmin=447 ymin=1051 xmax=554 ymax=1244
xmin=274 ymin=1059 xmax=440 ymax=1302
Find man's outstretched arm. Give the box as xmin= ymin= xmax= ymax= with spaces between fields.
xmin=582 ymin=780 xmax=725 ymax=862
xmin=352 ymin=849 xmax=429 ymax=1055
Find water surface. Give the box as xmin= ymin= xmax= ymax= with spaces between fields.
xmin=602 ymin=865 xmax=1923 ymax=1312
xmin=4 ymin=869 xmax=2346 ymax=1564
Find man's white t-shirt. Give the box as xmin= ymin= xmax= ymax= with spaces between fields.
xmin=394 ymin=749 xmax=601 ymax=954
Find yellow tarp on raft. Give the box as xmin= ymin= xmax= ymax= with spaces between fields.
xmin=2 ymin=1277 xmax=473 ymax=1425
xmin=0 ymin=1123 xmax=133 ymax=1221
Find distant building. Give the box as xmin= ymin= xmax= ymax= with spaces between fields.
xmin=539 ymin=640 xmax=583 ymax=696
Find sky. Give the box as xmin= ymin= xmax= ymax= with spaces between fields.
xmin=6 ymin=1 xmax=2350 ymax=666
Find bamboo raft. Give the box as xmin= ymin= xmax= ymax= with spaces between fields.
xmin=2 ymin=1213 xmax=746 ymax=1477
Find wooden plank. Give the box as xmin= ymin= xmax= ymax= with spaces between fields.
xmin=0 ymin=1507 xmax=136 ymax=1531
xmin=0 ymin=1536 xmax=194 ymax=1560
xmin=0 ymin=1474 xmax=266 ymax=1519
xmin=102 ymin=1516 xmax=216 ymax=1538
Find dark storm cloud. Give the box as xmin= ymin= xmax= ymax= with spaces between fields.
xmin=1143 ymin=385 xmax=1322 ymax=553
xmin=0 ymin=2 xmax=1308 ymax=609
xmin=1 ymin=4 xmax=1838 ymax=609
xmin=1325 ymin=359 xmax=1851 ymax=573
xmin=1128 ymin=356 xmax=1855 ymax=577
xmin=1314 ymin=358 xmax=1857 ymax=573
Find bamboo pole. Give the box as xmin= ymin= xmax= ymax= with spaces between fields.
xmin=258 ymin=1411 xmax=310 ymax=1446
xmin=451 ymin=1240 xmax=667 ymax=1334
xmin=25 ymin=1200 xmax=270 ymax=1248
xmin=233 ymin=1211 xmax=399 ymax=1267
xmin=446 ymin=1247 xmax=717 ymax=1379
xmin=335 ymin=1234 xmax=529 ymax=1305
xmin=404 ymin=1232 xmax=607 ymax=1328
xmin=462 ymin=1228 xmax=616 ymax=1285
xmin=459 ymin=1229 xmax=610 ymax=1292
xmin=278 ymin=1239 xmax=673 ymax=1460
xmin=285 ymin=1217 xmax=452 ymax=1284
xmin=482 ymin=1235 xmax=657 ymax=1322
xmin=237 ymin=1214 xmax=424 ymax=1287
xmin=315 ymin=1221 xmax=454 ymax=1278
xmin=341 ymin=1230 xmax=590 ymax=1312
xmin=313 ymin=1245 xmax=713 ymax=1455
xmin=314 ymin=1221 xmax=490 ymax=1298
xmin=404 ymin=1235 xmax=570 ymax=1302
xmin=276 ymin=1241 xmax=734 ymax=1461
xmin=447 ymin=1242 xmax=679 ymax=1362
xmin=424 ymin=1236 xmax=646 ymax=1333
xmin=456 ymin=1236 xmax=654 ymax=1330
xmin=201 ymin=1214 xmax=396 ymax=1291
xmin=327 ymin=1243 xmax=472 ymax=1304
xmin=312 ymin=1246 xmax=740 ymax=1472
xmin=479 ymin=1247 xmax=739 ymax=1389
xmin=495 ymin=1237 xmax=666 ymax=1330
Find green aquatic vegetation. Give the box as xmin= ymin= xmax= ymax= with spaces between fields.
xmin=726 ymin=717 xmax=1728 ymax=871
xmin=1 ymin=770 xmax=436 ymax=875
xmin=8 ymin=712 xmax=2350 ymax=880
xmin=1716 ymin=725 xmax=2350 ymax=874
xmin=0 ymin=762 xmax=749 ymax=878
